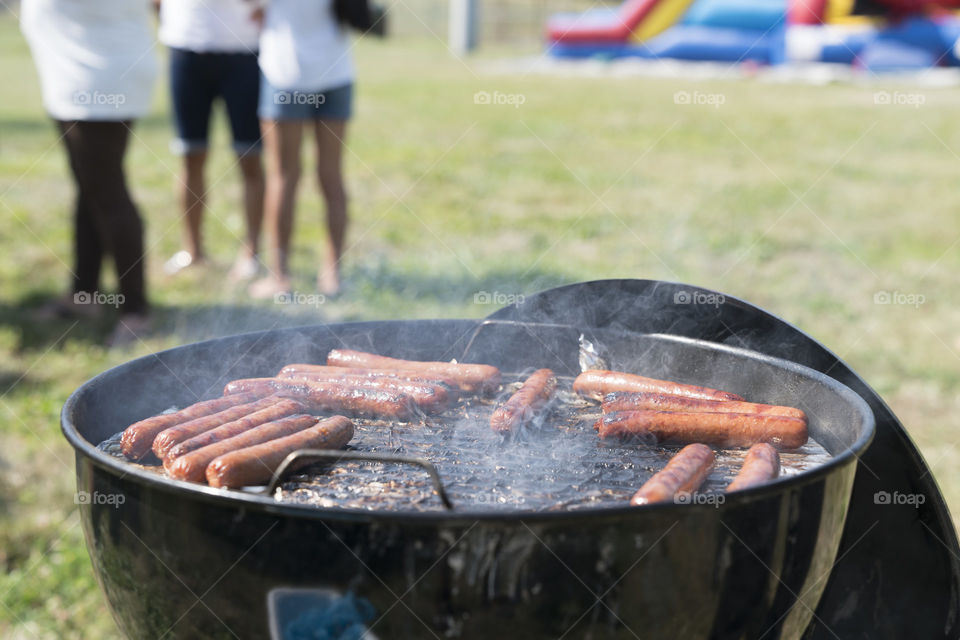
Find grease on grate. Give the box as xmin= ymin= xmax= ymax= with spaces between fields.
xmin=98 ymin=375 xmax=831 ymax=513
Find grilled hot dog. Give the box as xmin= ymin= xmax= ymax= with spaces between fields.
xmin=574 ymin=370 xmax=743 ymax=402
xmin=597 ymin=410 xmax=808 ymax=449
xmin=224 ymin=377 xmax=417 ymax=420
xmin=490 ymin=368 xmax=556 ymax=433
xmin=279 ymin=364 xmax=459 ymax=389
xmin=630 ymin=443 xmax=715 ymax=506
xmin=601 ymin=391 xmax=805 ymax=421
xmin=326 ymin=349 xmax=500 ymax=393
xmin=276 ymin=371 xmax=450 ymax=413
xmin=726 ymin=443 xmax=781 ymax=492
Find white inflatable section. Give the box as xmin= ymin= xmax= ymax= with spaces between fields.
xmin=786 ymin=24 xmax=872 ymax=62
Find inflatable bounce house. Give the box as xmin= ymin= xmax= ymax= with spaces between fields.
xmin=546 ymin=0 xmax=960 ymax=70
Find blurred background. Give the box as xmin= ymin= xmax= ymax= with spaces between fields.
xmin=2 ymin=0 xmax=959 ymax=637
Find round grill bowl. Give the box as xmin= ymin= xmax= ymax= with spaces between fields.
xmin=62 ymin=319 xmax=873 ymax=640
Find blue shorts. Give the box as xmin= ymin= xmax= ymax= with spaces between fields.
xmin=258 ymin=77 xmax=354 ymax=121
xmin=169 ymin=47 xmax=262 ymax=156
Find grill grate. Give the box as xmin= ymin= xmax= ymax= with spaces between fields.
xmin=276 ymin=375 xmax=830 ymax=512
xmin=99 ymin=374 xmax=830 ymax=513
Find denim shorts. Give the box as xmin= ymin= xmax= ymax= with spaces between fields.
xmin=169 ymin=47 xmax=262 ymax=156
xmin=258 ymin=77 xmax=354 ymax=121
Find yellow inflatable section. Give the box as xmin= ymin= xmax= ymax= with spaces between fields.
xmin=824 ymin=0 xmax=877 ymax=26
xmin=630 ymin=0 xmax=699 ymax=41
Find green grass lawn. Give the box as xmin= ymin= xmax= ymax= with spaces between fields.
xmin=2 ymin=11 xmax=960 ymax=638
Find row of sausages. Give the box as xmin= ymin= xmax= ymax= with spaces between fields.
xmin=489 ymin=366 xmax=806 ymax=500
xmin=119 ymin=349 xmax=504 ymax=488
xmin=121 ymin=393 xmax=355 ymax=488
xmin=490 ymin=367 xmax=809 ymax=451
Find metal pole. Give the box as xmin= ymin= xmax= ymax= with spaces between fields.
xmin=449 ymin=0 xmax=479 ymax=55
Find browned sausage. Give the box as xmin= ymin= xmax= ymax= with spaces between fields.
xmin=490 ymin=369 xmax=557 ymax=433
xmin=631 ymin=444 xmax=715 ymax=506
xmin=573 ymin=370 xmax=743 ymax=402
xmin=165 ymin=414 xmax=320 ymax=483
xmin=151 ymin=396 xmax=287 ymax=460
xmin=163 ymin=397 xmax=306 ymax=462
xmin=278 ymin=364 xmax=460 ymax=389
xmin=326 ymin=349 xmax=500 ymax=393
xmin=726 ymin=443 xmax=781 ymax=492
xmin=120 ymin=392 xmax=259 ymax=461
xmin=601 ymin=391 xmax=806 ymax=421
xmin=276 ymin=372 xmax=450 ymax=413
xmin=224 ymin=378 xmax=416 ymax=420
xmin=596 ymin=410 xmax=808 ymax=449
xmin=206 ymin=415 xmax=355 ymax=489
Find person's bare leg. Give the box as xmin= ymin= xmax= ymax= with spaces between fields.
xmin=250 ymin=119 xmax=302 ymax=297
xmin=239 ymin=152 xmax=264 ymax=258
xmin=229 ymin=151 xmax=266 ymax=281
xmin=181 ymin=150 xmax=207 ymax=262
xmin=314 ymin=119 xmax=348 ymax=296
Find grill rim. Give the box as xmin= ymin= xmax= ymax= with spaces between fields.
xmin=60 ymin=319 xmax=874 ymax=524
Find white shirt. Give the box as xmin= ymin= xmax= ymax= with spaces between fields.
xmin=259 ymin=0 xmax=354 ymax=92
xmin=159 ymin=0 xmax=260 ymax=53
xmin=20 ymin=0 xmax=158 ymax=121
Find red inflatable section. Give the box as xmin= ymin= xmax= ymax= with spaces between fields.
xmin=788 ymin=0 xmax=960 ymax=23
xmin=548 ymin=0 xmax=662 ymax=43
xmin=874 ymin=0 xmax=960 ymax=13
xmin=789 ymin=0 xmax=828 ymax=24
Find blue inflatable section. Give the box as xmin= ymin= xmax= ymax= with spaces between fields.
xmin=645 ymin=25 xmax=778 ymax=61
xmin=551 ymin=26 xmax=779 ymax=63
xmin=820 ymin=32 xmax=872 ymax=64
xmin=860 ymin=39 xmax=938 ymax=71
xmin=681 ymin=0 xmax=785 ymax=31
xmin=855 ymin=17 xmax=960 ymax=71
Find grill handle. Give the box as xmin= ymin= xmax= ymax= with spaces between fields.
xmin=264 ymin=449 xmax=455 ymax=510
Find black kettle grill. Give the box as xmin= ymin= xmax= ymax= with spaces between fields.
xmin=60 ymin=279 xmax=959 ymax=639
